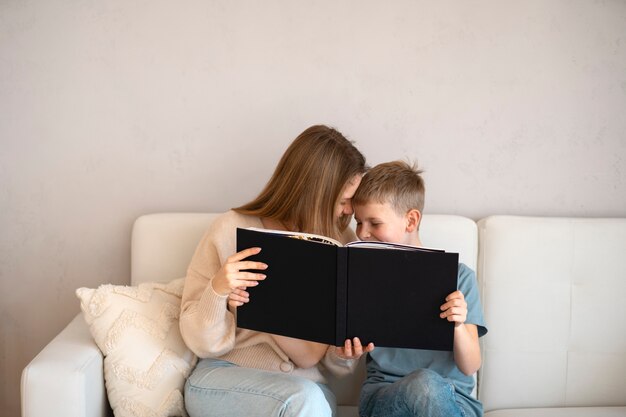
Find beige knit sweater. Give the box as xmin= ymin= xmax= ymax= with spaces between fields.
xmin=179 ymin=210 xmax=357 ymax=383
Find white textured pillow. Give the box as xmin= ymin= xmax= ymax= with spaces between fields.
xmin=76 ymin=278 xmax=197 ymax=417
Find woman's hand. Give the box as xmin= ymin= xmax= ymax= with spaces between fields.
xmin=211 ymin=247 xmax=267 ymax=300
xmin=228 ymin=287 xmax=250 ymax=308
xmin=439 ymin=290 xmax=467 ymax=326
xmin=335 ymin=337 xmax=374 ymax=360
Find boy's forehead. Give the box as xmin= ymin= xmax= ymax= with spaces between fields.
xmin=354 ymin=201 xmax=395 ymax=216
xmin=355 ymin=200 xmax=417 ymax=220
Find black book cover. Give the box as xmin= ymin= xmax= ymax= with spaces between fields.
xmin=236 ymin=227 xmax=458 ymax=350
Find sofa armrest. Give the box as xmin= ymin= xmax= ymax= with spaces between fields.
xmin=21 ymin=313 xmax=111 ymax=417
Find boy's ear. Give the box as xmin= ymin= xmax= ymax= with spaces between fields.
xmin=405 ymin=209 xmax=422 ymax=233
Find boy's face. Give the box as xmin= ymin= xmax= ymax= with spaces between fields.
xmin=354 ymin=201 xmax=412 ymax=245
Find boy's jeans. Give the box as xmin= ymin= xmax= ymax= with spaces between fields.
xmin=185 ymin=358 xmax=336 ymax=417
xmin=359 ymin=368 xmax=477 ymax=417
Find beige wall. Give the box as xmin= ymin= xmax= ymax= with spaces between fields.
xmin=1 ymin=1 xmax=625 ymax=415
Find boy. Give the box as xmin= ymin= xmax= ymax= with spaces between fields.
xmin=352 ymin=161 xmax=488 ymax=417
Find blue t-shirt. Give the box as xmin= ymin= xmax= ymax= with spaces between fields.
xmin=364 ymin=263 xmax=488 ymax=404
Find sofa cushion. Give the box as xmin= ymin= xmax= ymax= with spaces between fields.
xmin=484 ymin=406 xmax=626 ymax=417
xmin=76 ymin=278 xmax=197 ymax=417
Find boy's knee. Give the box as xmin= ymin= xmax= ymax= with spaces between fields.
xmin=405 ymin=368 xmax=443 ymax=389
xmin=400 ymin=369 xmax=454 ymax=404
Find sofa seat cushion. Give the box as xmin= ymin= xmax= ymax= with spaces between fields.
xmin=485 ymin=406 xmax=626 ymax=416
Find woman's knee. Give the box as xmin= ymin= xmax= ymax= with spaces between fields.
xmin=184 ymin=364 xmax=333 ymax=417
xmin=282 ymin=378 xmax=334 ymax=417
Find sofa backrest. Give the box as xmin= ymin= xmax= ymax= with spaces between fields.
xmin=131 ymin=212 xmax=478 ymax=284
xmin=131 ymin=213 xmax=220 ymax=285
xmin=477 ymin=215 xmax=626 ymax=412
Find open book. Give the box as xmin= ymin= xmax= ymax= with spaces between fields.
xmin=236 ymin=227 xmax=459 ymax=350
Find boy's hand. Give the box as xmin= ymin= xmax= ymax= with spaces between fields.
xmin=335 ymin=337 xmax=375 ymax=360
xmin=440 ymin=290 xmax=467 ymax=327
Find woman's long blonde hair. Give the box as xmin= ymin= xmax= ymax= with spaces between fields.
xmin=234 ymin=125 xmax=366 ymax=240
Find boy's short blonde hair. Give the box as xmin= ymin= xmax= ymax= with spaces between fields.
xmin=353 ymin=160 xmax=425 ymax=214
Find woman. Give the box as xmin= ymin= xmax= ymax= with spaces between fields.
xmin=181 ymin=125 xmax=373 ymax=417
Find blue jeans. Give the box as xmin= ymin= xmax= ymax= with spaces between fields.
xmin=359 ymin=368 xmax=476 ymax=417
xmin=185 ymin=358 xmax=337 ymax=417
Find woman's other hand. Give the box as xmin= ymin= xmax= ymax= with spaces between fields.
xmin=335 ymin=337 xmax=374 ymax=360
xmin=228 ymin=287 xmax=250 ymax=308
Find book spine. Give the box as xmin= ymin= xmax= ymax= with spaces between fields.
xmin=335 ymin=247 xmax=348 ymax=345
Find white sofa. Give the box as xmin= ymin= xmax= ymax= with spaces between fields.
xmin=21 ymin=214 xmax=626 ymax=417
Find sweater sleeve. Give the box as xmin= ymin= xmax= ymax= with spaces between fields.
xmin=319 ymin=345 xmax=358 ymax=377
xmin=179 ymin=216 xmax=237 ymax=358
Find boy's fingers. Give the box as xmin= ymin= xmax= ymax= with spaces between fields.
xmin=445 ymin=290 xmax=464 ymax=301
xmin=440 ymin=298 xmax=466 ymax=311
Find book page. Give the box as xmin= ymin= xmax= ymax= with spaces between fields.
xmin=345 ymin=240 xmax=444 ymax=252
xmin=245 ymin=227 xmax=343 ymax=246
